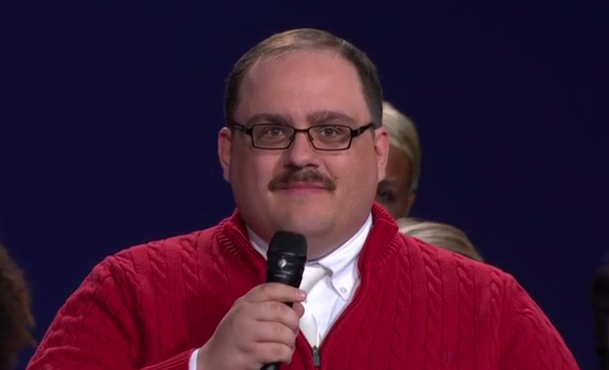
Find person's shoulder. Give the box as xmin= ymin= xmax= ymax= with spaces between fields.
xmin=79 ymin=223 xmax=224 ymax=292
xmin=113 ymin=223 xmax=222 ymax=264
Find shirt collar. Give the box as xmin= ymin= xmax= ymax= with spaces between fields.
xmin=247 ymin=215 xmax=372 ymax=265
xmin=313 ymin=214 xmax=372 ymax=277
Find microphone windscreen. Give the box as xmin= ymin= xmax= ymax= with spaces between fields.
xmin=268 ymin=231 xmax=307 ymax=258
xmin=266 ymin=231 xmax=307 ymax=288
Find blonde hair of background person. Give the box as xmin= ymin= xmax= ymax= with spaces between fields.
xmin=396 ymin=218 xmax=484 ymax=262
xmin=376 ymin=101 xmax=421 ymax=218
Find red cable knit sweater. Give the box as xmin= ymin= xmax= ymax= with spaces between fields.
xmin=26 ymin=205 xmax=579 ymax=369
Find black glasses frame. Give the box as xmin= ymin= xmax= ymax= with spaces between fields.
xmin=227 ymin=122 xmax=376 ymax=151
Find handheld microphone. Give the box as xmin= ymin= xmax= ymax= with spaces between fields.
xmin=261 ymin=231 xmax=307 ymax=370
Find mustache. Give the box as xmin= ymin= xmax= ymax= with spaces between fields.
xmin=268 ymin=169 xmax=336 ymax=191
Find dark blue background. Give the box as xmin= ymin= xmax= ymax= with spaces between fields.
xmin=1 ymin=3 xmax=606 ymax=369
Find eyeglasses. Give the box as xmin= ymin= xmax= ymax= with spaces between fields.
xmin=227 ymin=122 xmax=376 ymax=151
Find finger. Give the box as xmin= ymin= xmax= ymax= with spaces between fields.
xmin=252 ymin=343 xmax=294 ymax=365
xmin=249 ymin=301 xmax=301 ymax=332
xmin=253 ymin=321 xmax=297 ymax=347
xmin=292 ymin=302 xmax=305 ymax=318
xmin=245 ymin=283 xmax=306 ymax=304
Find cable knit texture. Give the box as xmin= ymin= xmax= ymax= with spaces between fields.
xmin=26 ymin=204 xmax=579 ymax=369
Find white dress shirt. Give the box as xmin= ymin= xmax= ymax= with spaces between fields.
xmin=189 ymin=214 xmax=372 ymax=369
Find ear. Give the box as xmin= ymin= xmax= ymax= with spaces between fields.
xmin=373 ymin=127 xmax=390 ymax=182
xmin=218 ymin=127 xmax=233 ymax=182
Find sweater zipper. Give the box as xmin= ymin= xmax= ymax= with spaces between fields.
xmin=302 ymin=311 xmax=322 ymax=368
xmin=227 ymin=224 xmax=367 ymax=369
xmin=308 ymin=273 xmax=367 ymax=369
xmin=230 ymin=226 xmax=324 ymax=369
xmin=231 ymin=227 xmax=320 ymax=369
xmin=311 ymin=346 xmax=320 ymax=367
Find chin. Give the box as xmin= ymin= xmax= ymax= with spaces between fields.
xmin=272 ymin=212 xmax=332 ymax=235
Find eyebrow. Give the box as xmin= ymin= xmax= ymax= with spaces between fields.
xmin=380 ymin=178 xmax=411 ymax=193
xmin=244 ymin=110 xmax=357 ymax=127
xmin=378 ymin=179 xmax=396 ymax=188
xmin=307 ymin=110 xmax=357 ymax=125
xmin=245 ymin=113 xmax=293 ymax=126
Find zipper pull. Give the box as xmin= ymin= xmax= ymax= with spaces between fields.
xmin=311 ymin=346 xmax=320 ymax=367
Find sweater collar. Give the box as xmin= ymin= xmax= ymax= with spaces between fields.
xmin=246 ymin=214 xmax=372 ymax=278
xmin=220 ymin=203 xmax=399 ymax=271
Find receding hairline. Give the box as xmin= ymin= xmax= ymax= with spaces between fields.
xmin=243 ymin=28 xmax=354 ymax=56
xmin=224 ymin=28 xmax=383 ymax=127
xmin=236 ymin=29 xmax=357 ymax=81
xmin=243 ymin=47 xmax=355 ymax=81
xmin=233 ymin=47 xmax=375 ymax=124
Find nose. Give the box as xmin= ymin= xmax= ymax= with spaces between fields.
xmin=284 ymin=131 xmax=318 ymax=168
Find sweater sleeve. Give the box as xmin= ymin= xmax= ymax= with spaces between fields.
xmin=25 ymin=255 xmax=194 ymax=370
xmin=499 ymin=275 xmax=580 ymax=370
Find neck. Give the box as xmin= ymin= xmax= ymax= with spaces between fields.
xmin=222 ymin=203 xmax=401 ymax=271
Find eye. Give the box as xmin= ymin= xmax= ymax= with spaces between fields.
xmin=313 ymin=125 xmax=349 ymax=141
xmin=262 ymin=126 xmax=287 ymax=137
xmin=376 ymin=186 xmax=395 ymax=204
xmin=254 ymin=125 xmax=291 ymax=142
xmin=321 ymin=126 xmax=340 ymax=136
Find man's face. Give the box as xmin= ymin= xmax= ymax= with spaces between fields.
xmin=376 ymin=145 xmax=415 ymax=218
xmin=218 ymin=50 xmax=388 ymax=256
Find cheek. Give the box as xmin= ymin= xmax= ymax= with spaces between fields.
xmin=341 ymin=153 xmax=381 ymax=194
xmin=230 ymin=153 xmax=276 ymax=190
xmin=395 ymin=196 xmax=410 ymax=214
xmin=385 ymin=204 xmax=401 ymax=219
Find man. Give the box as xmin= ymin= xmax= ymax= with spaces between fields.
xmin=376 ymin=101 xmax=421 ymax=218
xmin=0 ymin=242 xmax=35 ymax=370
xmin=26 ymin=28 xmax=579 ymax=370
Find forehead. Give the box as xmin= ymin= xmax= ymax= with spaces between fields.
xmin=385 ymin=146 xmax=412 ymax=184
xmin=235 ymin=50 xmax=370 ymax=125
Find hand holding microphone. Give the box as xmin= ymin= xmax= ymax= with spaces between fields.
xmin=197 ymin=232 xmax=307 ymax=370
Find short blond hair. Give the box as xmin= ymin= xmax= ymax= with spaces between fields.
xmin=382 ymin=101 xmax=421 ymax=191
xmin=397 ymin=218 xmax=483 ymax=262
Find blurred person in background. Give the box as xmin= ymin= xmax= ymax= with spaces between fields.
xmin=592 ymin=262 xmax=609 ymax=369
xmin=375 ymin=101 xmax=420 ymax=218
xmin=396 ymin=217 xmax=484 ymax=262
xmin=0 ymin=242 xmax=35 ymax=370
xmin=379 ymin=104 xmax=485 ymax=262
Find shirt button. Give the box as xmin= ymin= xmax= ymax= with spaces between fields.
xmin=340 ymin=287 xmax=347 ymax=294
